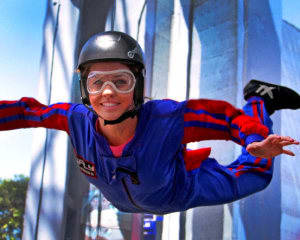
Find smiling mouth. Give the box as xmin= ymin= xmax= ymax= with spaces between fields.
xmin=101 ymin=102 xmax=120 ymax=107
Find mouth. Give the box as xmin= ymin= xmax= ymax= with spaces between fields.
xmin=101 ymin=102 xmax=120 ymax=107
xmin=100 ymin=102 xmax=121 ymax=112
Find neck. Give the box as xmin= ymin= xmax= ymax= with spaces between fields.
xmin=98 ymin=116 xmax=137 ymax=146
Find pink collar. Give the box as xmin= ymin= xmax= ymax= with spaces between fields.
xmin=96 ymin=118 xmax=134 ymax=157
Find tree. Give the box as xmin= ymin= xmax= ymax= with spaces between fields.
xmin=0 ymin=175 xmax=29 ymax=240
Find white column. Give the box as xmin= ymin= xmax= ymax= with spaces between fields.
xmin=23 ymin=1 xmax=80 ymax=239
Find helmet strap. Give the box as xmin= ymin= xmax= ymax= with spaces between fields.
xmin=103 ymin=108 xmax=138 ymax=125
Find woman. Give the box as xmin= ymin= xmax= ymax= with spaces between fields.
xmin=1 ymin=31 xmax=299 ymax=214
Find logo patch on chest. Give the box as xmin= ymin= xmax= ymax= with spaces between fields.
xmin=77 ymin=157 xmax=97 ymax=178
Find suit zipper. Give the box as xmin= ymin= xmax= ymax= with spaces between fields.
xmin=121 ymin=178 xmax=157 ymax=214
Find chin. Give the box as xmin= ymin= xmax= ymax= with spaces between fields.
xmin=101 ymin=112 xmax=123 ymax=121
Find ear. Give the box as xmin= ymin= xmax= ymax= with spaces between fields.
xmin=80 ymin=79 xmax=90 ymax=105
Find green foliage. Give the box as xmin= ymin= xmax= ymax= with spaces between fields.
xmin=0 ymin=175 xmax=29 ymax=240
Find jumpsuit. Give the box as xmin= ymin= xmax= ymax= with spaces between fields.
xmin=0 ymin=96 xmax=273 ymax=214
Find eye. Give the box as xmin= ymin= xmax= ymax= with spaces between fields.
xmin=93 ymin=79 xmax=103 ymax=85
xmin=88 ymin=79 xmax=104 ymax=90
xmin=113 ymin=79 xmax=128 ymax=86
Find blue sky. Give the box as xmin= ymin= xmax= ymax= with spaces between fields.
xmin=0 ymin=0 xmax=46 ymax=178
xmin=282 ymin=0 xmax=300 ymax=27
xmin=0 ymin=1 xmax=299 ymax=179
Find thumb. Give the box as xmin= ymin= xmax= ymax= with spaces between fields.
xmin=282 ymin=149 xmax=295 ymax=156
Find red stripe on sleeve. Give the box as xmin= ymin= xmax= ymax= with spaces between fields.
xmin=232 ymin=115 xmax=268 ymax=139
xmin=183 ymin=100 xmax=240 ymax=144
xmin=183 ymin=147 xmax=211 ymax=171
xmin=260 ymin=100 xmax=264 ymax=124
xmin=0 ymin=97 xmax=71 ymax=134
xmin=184 ymin=113 xmax=243 ymax=144
xmin=0 ymin=106 xmax=22 ymax=118
xmin=182 ymin=99 xmax=269 ymax=145
xmin=231 ymin=128 xmax=241 ymax=141
xmin=184 ymin=112 xmax=228 ymax=126
xmin=251 ymin=100 xmax=265 ymax=125
xmin=28 ymin=103 xmax=71 ymax=116
xmin=25 ymin=114 xmax=70 ymax=133
xmin=252 ymin=101 xmax=259 ymax=119
xmin=234 ymin=157 xmax=272 ymax=177
xmin=0 ymin=100 xmax=18 ymax=105
xmin=183 ymin=126 xmax=231 ymax=144
xmin=186 ymin=99 xmax=244 ymax=116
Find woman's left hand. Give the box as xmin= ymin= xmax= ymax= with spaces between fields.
xmin=246 ymin=134 xmax=299 ymax=158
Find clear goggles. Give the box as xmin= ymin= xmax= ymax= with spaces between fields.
xmin=86 ymin=69 xmax=136 ymax=94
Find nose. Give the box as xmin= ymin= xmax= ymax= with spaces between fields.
xmin=101 ymin=84 xmax=115 ymax=96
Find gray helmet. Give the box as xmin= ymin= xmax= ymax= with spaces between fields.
xmin=77 ymin=31 xmax=145 ymax=109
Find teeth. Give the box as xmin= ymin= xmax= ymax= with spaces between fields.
xmin=102 ymin=103 xmax=118 ymax=107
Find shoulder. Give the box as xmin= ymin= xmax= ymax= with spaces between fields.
xmin=67 ymin=104 xmax=99 ymax=142
xmin=68 ymin=103 xmax=98 ymax=127
xmin=69 ymin=103 xmax=96 ymax=117
xmin=142 ymin=99 xmax=187 ymax=117
xmin=69 ymin=103 xmax=89 ymax=113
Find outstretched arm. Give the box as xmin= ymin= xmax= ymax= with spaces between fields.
xmin=180 ymin=99 xmax=299 ymax=206
xmin=0 ymin=97 xmax=72 ymax=133
xmin=246 ymin=134 xmax=299 ymax=158
xmin=182 ymin=99 xmax=269 ymax=147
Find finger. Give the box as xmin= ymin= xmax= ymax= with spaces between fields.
xmin=279 ymin=140 xmax=299 ymax=146
xmin=280 ymin=136 xmax=296 ymax=142
xmin=267 ymin=134 xmax=279 ymax=140
xmin=271 ymin=136 xmax=282 ymax=144
xmin=276 ymin=136 xmax=298 ymax=145
xmin=282 ymin=149 xmax=295 ymax=156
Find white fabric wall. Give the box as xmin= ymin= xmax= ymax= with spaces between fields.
xmin=23 ymin=1 xmax=80 ymax=239
xmin=281 ymin=20 xmax=300 ymax=240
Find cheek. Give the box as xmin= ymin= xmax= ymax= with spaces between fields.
xmin=121 ymin=93 xmax=134 ymax=106
xmin=89 ymin=95 xmax=100 ymax=107
xmin=89 ymin=92 xmax=134 ymax=110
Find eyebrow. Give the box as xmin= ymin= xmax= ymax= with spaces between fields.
xmin=114 ymin=74 xmax=125 ymax=77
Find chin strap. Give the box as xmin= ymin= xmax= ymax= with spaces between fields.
xmin=103 ymin=108 xmax=139 ymax=125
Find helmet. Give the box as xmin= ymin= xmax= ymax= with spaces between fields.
xmin=77 ymin=31 xmax=145 ymax=110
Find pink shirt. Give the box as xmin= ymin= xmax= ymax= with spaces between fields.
xmin=109 ymin=140 xmax=132 ymax=157
xmin=96 ymin=119 xmax=133 ymax=157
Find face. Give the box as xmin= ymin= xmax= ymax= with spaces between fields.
xmin=87 ymin=62 xmax=135 ymax=121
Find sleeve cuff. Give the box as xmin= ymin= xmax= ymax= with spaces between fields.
xmin=245 ymin=134 xmax=265 ymax=146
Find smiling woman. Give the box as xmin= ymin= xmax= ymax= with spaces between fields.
xmin=88 ymin=62 xmax=138 ymax=146
xmin=0 ymin=0 xmax=46 ymax=178
xmin=88 ymin=63 xmax=136 ymax=120
xmin=1 ymin=31 xmax=299 ymax=216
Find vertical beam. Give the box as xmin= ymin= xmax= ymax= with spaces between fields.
xmin=146 ymin=1 xmax=180 ymax=238
xmin=191 ymin=0 xmax=238 ymax=238
xmin=280 ymin=18 xmax=300 ymax=239
xmin=145 ymin=0 xmax=157 ymax=98
xmin=64 ymin=1 xmax=114 ymax=239
xmin=235 ymin=0 xmax=282 ymax=240
xmin=147 ymin=0 xmax=174 ymax=99
xmin=23 ymin=1 xmax=81 ymax=239
xmin=167 ymin=0 xmax=189 ymax=101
